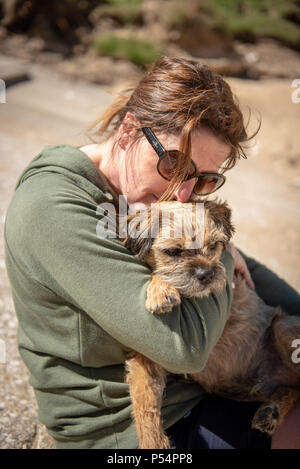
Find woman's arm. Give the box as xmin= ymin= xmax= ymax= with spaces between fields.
xmin=5 ymin=173 xmax=235 ymax=375
xmin=238 ymin=248 xmax=300 ymax=318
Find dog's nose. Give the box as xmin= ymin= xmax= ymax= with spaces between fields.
xmin=195 ymin=267 xmax=214 ymax=283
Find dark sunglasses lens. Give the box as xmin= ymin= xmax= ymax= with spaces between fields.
xmin=158 ymin=151 xmax=196 ymax=180
xmin=194 ymin=175 xmax=224 ymax=195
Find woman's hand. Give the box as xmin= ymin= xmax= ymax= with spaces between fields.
xmin=227 ymin=242 xmax=255 ymax=290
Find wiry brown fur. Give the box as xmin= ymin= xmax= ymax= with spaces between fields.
xmin=121 ymin=199 xmax=300 ymax=449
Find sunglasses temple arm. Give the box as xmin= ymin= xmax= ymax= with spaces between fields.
xmin=142 ymin=127 xmax=166 ymax=158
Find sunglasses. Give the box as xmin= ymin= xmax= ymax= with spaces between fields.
xmin=141 ymin=127 xmax=226 ymax=196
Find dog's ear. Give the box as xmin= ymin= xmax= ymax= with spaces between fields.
xmin=205 ymin=198 xmax=235 ymax=242
xmin=122 ymin=236 xmax=154 ymax=261
xmin=121 ymin=206 xmax=160 ymax=262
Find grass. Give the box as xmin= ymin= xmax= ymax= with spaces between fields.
xmin=223 ymin=13 xmax=300 ymax=44
xmin=91 ymin=34 xmax=164 ymax=68
xmin=200 ymin=0 xmax=300 ymax=47
xmin=96 ymin=0 xmax=145 ymax=24
xmin=89 ymin=0 xmax=300 ymax=67
xmin=104 ymin=0 xmax=144 ymax=6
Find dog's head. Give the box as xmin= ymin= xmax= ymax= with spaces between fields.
xmin=122 ymin=198 xmax=235 ymax=298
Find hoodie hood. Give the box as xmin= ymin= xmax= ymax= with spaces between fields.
xmin=15 ymin=144 xmax=119 ymax=205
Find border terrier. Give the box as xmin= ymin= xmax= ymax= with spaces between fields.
xmin=121 ymin=199 xmax=300 ymax=449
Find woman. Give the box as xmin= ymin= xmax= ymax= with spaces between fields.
xmin=4 ymin=56 xmax=300 ymax=449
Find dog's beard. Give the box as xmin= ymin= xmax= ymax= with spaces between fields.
xmin=154 ymin=261 xmax=227 ymax=298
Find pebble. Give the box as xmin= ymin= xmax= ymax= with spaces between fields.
xmin=19 ymin=399 xmax=28 ymax=406
xmin=0 ymin=310 xmax=8 ymax=320
xmin=8 ymin=320 xmax=17 ymax=328
xmin=0 ymin=417 xmax=9 ymax=424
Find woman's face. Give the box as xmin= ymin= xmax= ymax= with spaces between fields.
xmin=119 ymin=122 xmax=231 ymax=208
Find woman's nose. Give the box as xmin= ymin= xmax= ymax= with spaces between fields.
xmin=172 ymin=179 xmax=197 ymax=203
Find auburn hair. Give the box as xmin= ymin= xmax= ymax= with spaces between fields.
xmin=87 ymin=56 xmax=260 ymax=201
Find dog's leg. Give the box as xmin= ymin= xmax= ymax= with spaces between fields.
xmin=252 ymin=387 xmax=300 ymax=435
xmin=125 ymin=353 xmax=170 ymax=449
xmin=146 ymin=274 xmax=181 ymax=314
xmin=252 ymin=314 xmax=300 ymax=435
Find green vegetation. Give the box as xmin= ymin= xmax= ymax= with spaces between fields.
xmin=200 ymin=0 xmax=300 ymax=47
xmin=162 ymin=1 xmax=193 ymax=28
xmin=84 ymin=0 xmax=300 ymax=67
xmin=105 ymin=0 xmax=144 ymax=7
xmin=91 ymin=34 xmax=164 ymax=67
xmin=96 ymin=0 xmax=145 ymax=24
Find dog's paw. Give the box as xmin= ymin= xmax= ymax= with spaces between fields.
xmin=146 ymin=278 xmax=181 ymax=314
xmin=251 ymin=404 xmax=281 ymax=435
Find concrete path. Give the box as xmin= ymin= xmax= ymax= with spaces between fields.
xmin=0 ymin=54 xmax=299 ymax=448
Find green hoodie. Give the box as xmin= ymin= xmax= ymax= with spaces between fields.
xmin=4 ymin=144 xmax=300 ymax=449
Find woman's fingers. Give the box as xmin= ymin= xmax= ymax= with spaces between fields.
xmin=227 ymin=243 xmax=255 ymax=291
xmin=240 ymin=262 xmax=255 ymax=290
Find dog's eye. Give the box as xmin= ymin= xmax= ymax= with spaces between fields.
xmin=208 ymin=242 xmax=218 ymax=252
xmin=163 ymin=248 xmax=183 ymax=257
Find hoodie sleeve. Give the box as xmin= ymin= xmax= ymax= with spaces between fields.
xmin=5 ymin=172 xmax=234 ymax=375
xmin=238 ymin=249 xmax=300 ymax=318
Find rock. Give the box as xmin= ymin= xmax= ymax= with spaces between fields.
xmin=235 ymin=39 xmax=300 ymax=79
xmin=0 ymin=54 xmax=31 ymax=86
xmin=197 ymin=56 xmax=258 ymax=78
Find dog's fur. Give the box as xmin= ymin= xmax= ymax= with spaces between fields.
xmin=121 ymin=199 xmax=300 ymax=449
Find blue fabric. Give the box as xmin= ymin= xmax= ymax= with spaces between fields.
xmin=166 ymin=395 xmax=272 ymax=449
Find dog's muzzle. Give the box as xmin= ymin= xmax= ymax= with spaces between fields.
xmin=194 ymin=267 xmax=215 ymax=284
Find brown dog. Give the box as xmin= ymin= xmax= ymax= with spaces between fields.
xmin=121 ymin=199 xmax=300 ymax=449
